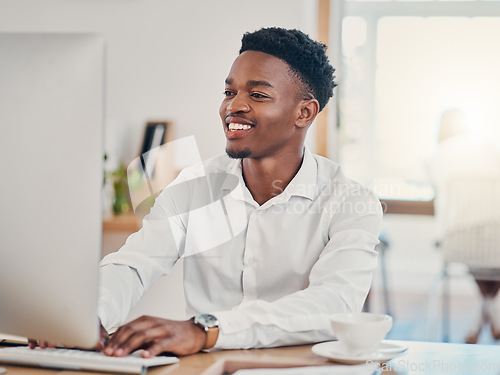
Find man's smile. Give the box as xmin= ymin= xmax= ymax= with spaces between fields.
xmin=225 ymin=123 xmax=254 ymax=139
xmin=228 ymin=123 xmax=252 ymax=131
xmin=225 ymin=116 xmax=255 ymax=139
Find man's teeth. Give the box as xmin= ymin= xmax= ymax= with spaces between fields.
xmin=228 ymin=123 xmax=252 ymax=131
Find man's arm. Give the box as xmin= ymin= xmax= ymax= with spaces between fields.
xmin=211 ymin=189 xmax=382 ymax=349
xmin=101 ymin=188 xmax=381 ymax=354
xmin=98 ymin=191 xmax=184 ymax=331
xmin=98 ymin=204 xmax=203 ymax=357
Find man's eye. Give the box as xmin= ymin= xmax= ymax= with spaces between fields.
xmin=223 ymin=90 xmax=234 ymax=97
xmin=251 ymin=93 xmax=267 ymax=99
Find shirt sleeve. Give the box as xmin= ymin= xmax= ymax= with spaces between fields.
xmin=211 ymin=189 xmax=383 ymax=349
xmin=98 ymin=191 xmax=185 ymax=331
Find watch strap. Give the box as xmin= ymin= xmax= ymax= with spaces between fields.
xmin=203 ymin=326 xmax=219 ymax=349
xmin=194 ymin=314 xmax=220 ymax=349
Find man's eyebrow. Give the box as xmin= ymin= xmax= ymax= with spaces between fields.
xmin=248 ymin=80 xmax=273 ymax=88
xmin=224 ymin=78 xmax=273 ymax=88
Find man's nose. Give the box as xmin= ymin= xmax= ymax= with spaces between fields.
xmin=228 ymin=93 xmax=250 ymax=113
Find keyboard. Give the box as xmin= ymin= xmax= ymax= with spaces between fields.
xmin=0 ymin=346 xmax=178 ymax=374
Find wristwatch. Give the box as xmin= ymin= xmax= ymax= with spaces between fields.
xmin=194 ymin=313 xmax=220 ymax=349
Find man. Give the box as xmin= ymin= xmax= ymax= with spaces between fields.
xmin=98 ymin=27 xmax=382 ymax=357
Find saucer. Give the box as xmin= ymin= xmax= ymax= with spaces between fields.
xmin=311 ymin=340 xmax=408 ymax=365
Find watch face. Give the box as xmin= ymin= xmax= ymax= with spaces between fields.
xmin=197 ymin=313 xmax=219 ymax=328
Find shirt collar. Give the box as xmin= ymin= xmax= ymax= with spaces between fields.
xmin=220 ymin=147 xmax=318 ymax=205
xmin=219 ymin=158 xmax=256 ymax=205
xmin=221 ymin=158 xmax=244 ymax=191
xmin=282 ymin=147 xmax=317 ymax=201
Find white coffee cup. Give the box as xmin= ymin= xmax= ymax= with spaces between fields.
xmin=330 ymin=312 xmax=393 ymax=355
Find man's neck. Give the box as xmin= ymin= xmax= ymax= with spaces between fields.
xmin=241 ymin=148 xmax=305 ymax=206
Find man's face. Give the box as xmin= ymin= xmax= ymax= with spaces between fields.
xmin=220 ymin=51 xmax=304 ymax=159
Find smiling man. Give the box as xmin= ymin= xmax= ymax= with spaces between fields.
xmin=222 ymin=47 xmax=318 ymax=205
xmin=96 ymin=27 xmax=383 ymax=357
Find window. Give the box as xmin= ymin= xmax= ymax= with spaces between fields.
xmin=339 ymin=3 xmax=500 ymax=200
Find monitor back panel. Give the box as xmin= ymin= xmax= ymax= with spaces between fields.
xmin=0 ymin=33 xmax=104 ymax=348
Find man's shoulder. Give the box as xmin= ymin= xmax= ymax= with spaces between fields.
xmin=311 ymin=152 xmax=380 ymax=205
xmin=176 ymin=154 xmax=238 ymax=180
xmin=311 ymin=153 xmax=341 ymax=179
xmin=311 ymin=153 xmax=356 ymax=189
xmin=203 ymin=153 xmax=238 ymax=171
xmin=156 ymin=154 xmax=238 ymax=212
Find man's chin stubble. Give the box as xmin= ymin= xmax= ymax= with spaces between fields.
xmin=226 ymin=147 xmax=251 ymax=159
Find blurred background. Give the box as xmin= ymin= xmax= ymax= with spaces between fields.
xmin=2 ymin=0 xmax=500 ymax=345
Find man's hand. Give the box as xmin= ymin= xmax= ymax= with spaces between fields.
xmin=28 ymin=321 xmax=109 ymax=351
xmin=96 ymin=323 xmax=110 ymax=351
xmin=104 ymin=316 xmax=206 ymax=358
xmin=28 ymin=339 xmax=56 ymax=350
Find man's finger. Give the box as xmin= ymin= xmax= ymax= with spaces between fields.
xmin=110 ymin=325 xmax=168 ymax=357
xmin=105 ymin=317 xmax=158 ymax=356
xmin=95 ymin=324 xmax=109 ymax=352
xmin=124 ymin=326 xmax=173 ymax=357
xmin=141 ymin=337 xmax=173 ymax=358
xmin=28 ymin=339 xmax=37 ymax=350
xmin=140 ymin=320 xmax=206 ymax=357
xmin=28 ymin=339 xmax=58 ymax=349
xmin=104 ymin=317 xmax=206 ymax=357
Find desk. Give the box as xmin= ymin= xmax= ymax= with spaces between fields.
xmin=2 ymin=341 xmax=500 ymax=374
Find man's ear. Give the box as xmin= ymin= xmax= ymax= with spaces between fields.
xmin=296 ymin=99 xmax=320 ymax=128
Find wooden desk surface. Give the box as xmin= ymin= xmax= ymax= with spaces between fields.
xmin=2 ymin=341 xmax=500 ymax=374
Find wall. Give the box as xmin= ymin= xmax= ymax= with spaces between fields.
xmin=0 ymin=0 xmax=319 ymax=320
xmin=0 ymin=0 xmax=318 ymax=169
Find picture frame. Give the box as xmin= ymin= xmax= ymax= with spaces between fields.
xmin=139 ymin=121 xmax=169 ymax=178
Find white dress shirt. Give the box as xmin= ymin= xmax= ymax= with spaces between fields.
xmin=98 ymin=148 xmax=382 ymax=349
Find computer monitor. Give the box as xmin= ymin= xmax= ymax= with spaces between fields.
xmin=0 ymin=33 xmax=105 ymax=348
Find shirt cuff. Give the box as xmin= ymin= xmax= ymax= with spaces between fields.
xmin=211 ymin=310 xmax=252 ymax=349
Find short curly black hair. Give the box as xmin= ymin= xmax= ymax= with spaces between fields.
xmin=240 ymin=27 xmax=336 ymax=111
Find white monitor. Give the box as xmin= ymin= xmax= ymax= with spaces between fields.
xmin=0 ymin=33 xmax=105 ymax=348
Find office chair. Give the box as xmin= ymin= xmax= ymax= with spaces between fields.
xmin=440 ymin=176 xmax=500 ymax=343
